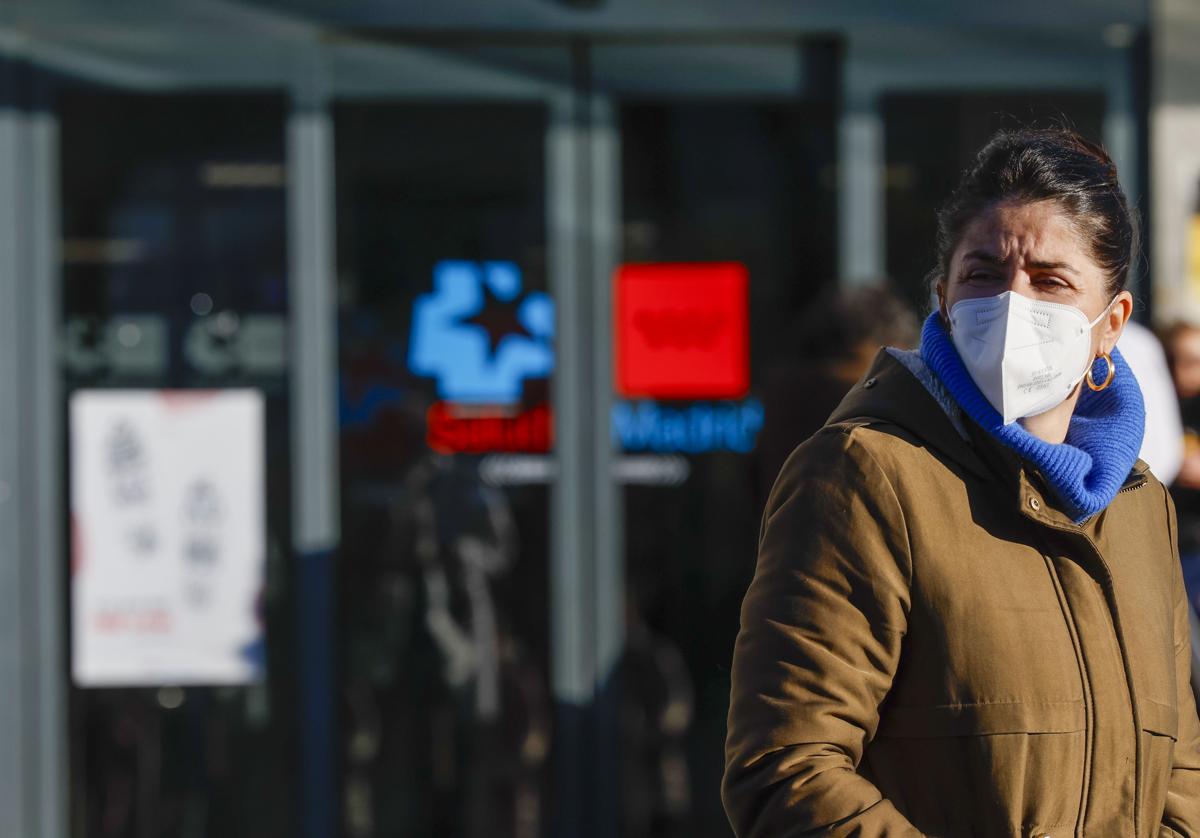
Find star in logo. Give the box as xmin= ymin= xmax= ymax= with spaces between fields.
xmin=463 ymin=279 xmax=534 ymax=358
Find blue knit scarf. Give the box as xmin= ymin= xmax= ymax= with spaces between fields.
xmin=919 ymin=312 xmax=1145 ymax=523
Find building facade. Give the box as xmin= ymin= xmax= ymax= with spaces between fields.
xmin=1 ymin=1 xmax=1186 ymax=837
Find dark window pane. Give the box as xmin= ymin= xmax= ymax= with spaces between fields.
xmin=335 ymin=101 xmax=553 ymax=838
xmin=60 ymin=90 xmax=295 ymax=838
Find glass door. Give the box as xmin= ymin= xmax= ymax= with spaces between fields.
xmin=60 ymin=88 xmax=296 ymax=838
xmin=591 ymin=38 xmax=842 ymax=838
xmin=331 ymin=44 xmax=571 ymax=838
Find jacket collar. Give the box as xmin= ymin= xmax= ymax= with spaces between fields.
xmin=825 ymin=349 xmax=1150 ymax=527
xmin=964 ymin=412 xmax=1148 ymax=529
xmin=826 ymin=349 xmax=992 ymax=480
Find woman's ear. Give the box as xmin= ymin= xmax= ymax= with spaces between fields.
xmin=1102 ymin=290 xmax=1134 ymax=354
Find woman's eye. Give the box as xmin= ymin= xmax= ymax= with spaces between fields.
xmin=1035 ymin=277 xmax=1068 ymax=289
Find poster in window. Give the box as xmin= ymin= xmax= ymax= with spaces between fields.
xmin=70 ymin=389 xmax=266 ymax=686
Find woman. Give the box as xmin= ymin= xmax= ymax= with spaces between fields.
xmin=722 ymin=128 xmax=1200 ymax=837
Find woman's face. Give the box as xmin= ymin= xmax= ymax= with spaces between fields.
xmin=938 ymin=199 xmax=1133 ymax=357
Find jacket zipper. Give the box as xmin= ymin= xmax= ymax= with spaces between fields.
xmin=1033 ymin=516 xmax=1145 ymax=837
xmin=1037 ymin=551 xmax=1095 ymax=837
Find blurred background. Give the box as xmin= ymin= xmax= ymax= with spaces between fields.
xmin=3 ymin=1 xmax=1200 ymax=837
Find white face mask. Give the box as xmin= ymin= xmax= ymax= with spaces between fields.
xmin=948 ymin=290 xmax=1112 ymax=425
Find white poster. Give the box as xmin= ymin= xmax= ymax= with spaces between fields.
xmin=70 ymin=389 xmax=266 ymax=686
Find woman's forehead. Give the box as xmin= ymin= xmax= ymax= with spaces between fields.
xmin=958 ymin=200 xmax=1086 ymax=257
xmin=954 ymin=199 xmax=1103 ymax=277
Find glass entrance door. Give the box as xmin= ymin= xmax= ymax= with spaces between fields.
xmin=60 ymin=87 xmax=296 ymax=838
xmin=331 ymin=45 xmax=570 ymax=838
xmin=591 ymin=39 xmax=842 ymax=838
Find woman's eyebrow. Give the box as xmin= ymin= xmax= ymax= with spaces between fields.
xmin=962 ymin=249 xmax=1005 ymax=265
xmin=1027 ymin=259 xmax=1080 ymax=275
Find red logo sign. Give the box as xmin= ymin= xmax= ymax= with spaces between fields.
xmin=426 ymin=402 xmax=553 ymax=454
xmin=615 ymin=262 xmax=749 ymax=399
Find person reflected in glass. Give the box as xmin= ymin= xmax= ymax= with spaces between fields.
xmin=752 ymin=285 xmax=918 ymax=511
xmin=723 ymin=128 xmax=1200 ymax=836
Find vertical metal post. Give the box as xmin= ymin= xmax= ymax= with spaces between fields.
xmin=1104 ymin=40 xmax=1142 ymax=293
xmin=0 ymin=57 xmax=66 ymax=838
xmin=838 ymin=57 xmax=885 ymax=286
xmin=29 ymin=102 xmax=66 ymax=838
xmin=589 ymin=90 xmax=622 ymax=838
xmin=547 ymin=48 xmax=624 ymax=838
xmin=1105 ymin=48 xmax=1138 ymax=203
xmin=288 ymin=51 xmax=340 ymax=838
xmin=0 ymin=66 xmax=30 ymax=838
xmin=547 ymin=81 xmax=594 ymax=837
xmin=1104 ymin=44 xmax=1132 ymax=199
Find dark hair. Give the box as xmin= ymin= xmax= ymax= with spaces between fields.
xmin=931 ymin=127 xmax=1139 ymax=299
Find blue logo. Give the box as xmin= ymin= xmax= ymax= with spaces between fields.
xmin=612 ymin=399 xmax=764 ymax=454
xmin=409 ymin=260 xmax=555 ymax=404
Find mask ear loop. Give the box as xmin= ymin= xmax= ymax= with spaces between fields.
xmin=1087 ymin=296 xmax=1118 ymax=330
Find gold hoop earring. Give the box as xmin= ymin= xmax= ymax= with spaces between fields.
xmin=1086 ymin=352 xmax=1116 ymax=392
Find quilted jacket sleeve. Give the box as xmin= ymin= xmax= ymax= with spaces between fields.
xmin=1160 ymin=489 xmax=1200 ymax=837
xmin=721 ymin=426 xmax=924 ymax=837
